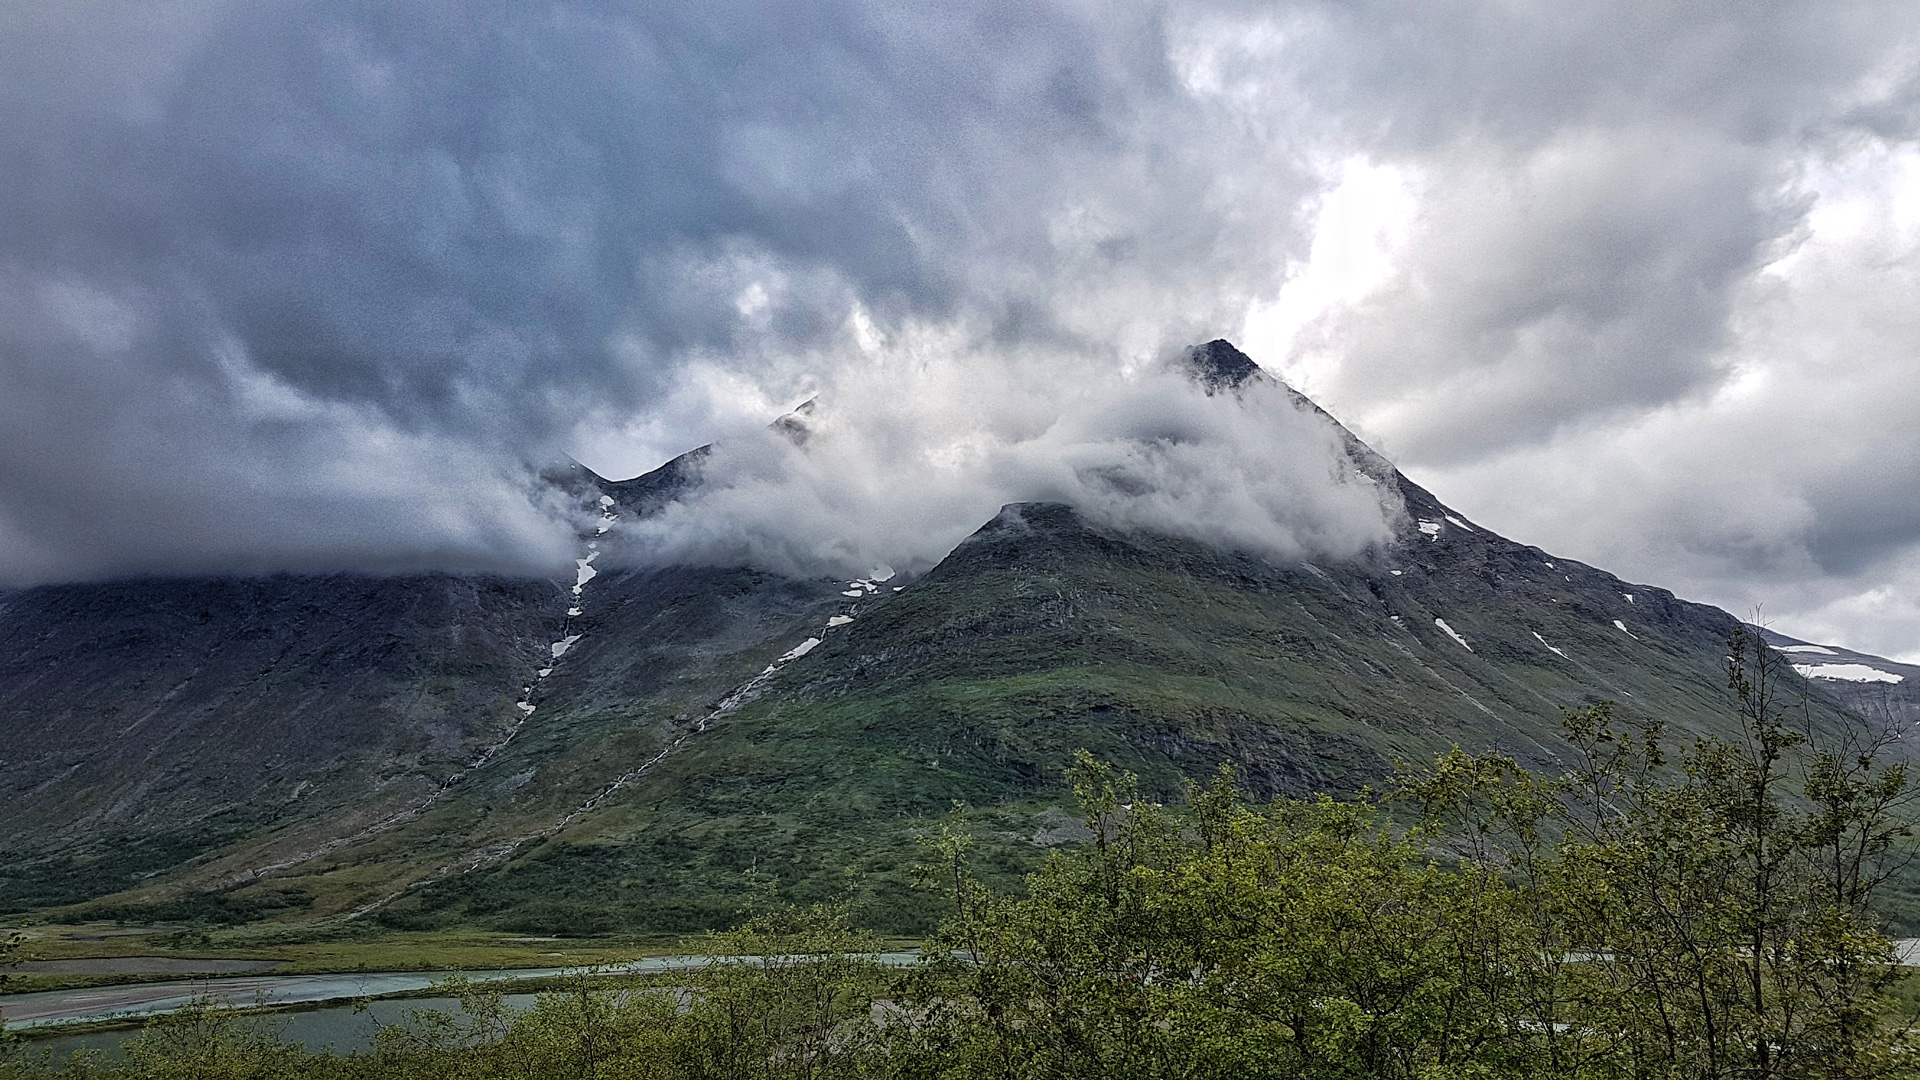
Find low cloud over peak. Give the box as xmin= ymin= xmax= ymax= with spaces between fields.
xmin=604 ymin=338 xmax=1398 ymax=579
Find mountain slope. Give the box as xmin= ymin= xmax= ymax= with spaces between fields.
xmin=0 ymin=562 xmax=847 ymax=918
xmin=0 ymin=573 xmax=549 ymax=909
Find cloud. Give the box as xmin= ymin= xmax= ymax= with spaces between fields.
xmin=0 ymin=0 xmax=1328 ymax=582
xmin=1311 ymin=132 xmax=1787 ymax=462
xmin=1227 ymin=0 xmax=1919 ymax=460
xmin=1407 ymin=140 xmax=1920 ymax=660
xmin=611 ymin=333 xmax=1397 ymax=577
xmin=1213 ymin=1 xmax=1920 ymax=658
xmin=2 ymin=0 xmax=1919 ymax=666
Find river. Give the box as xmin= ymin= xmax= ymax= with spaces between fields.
xmin=1 ymin=952 xmax=922 ymax=1032
xmin=17 ymin=994 xmax=547 ymax=1063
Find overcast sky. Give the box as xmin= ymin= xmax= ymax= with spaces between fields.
xmin=3 ymin=1 xmax=1920 ymax=660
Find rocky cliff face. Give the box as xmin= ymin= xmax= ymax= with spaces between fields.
xmin=0 ymin=341 xmax=1894 ymax=933
xmin=1759 ymin=628 xmax=1920 ymax=734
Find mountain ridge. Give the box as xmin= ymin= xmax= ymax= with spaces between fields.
xmin=0 ymin=341 xmax=1900 ymax=934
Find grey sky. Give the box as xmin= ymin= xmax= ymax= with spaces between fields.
xmin=2 ymin=1 xmax=1919 ymax=659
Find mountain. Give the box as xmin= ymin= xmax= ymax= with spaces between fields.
xmin=1757 ymin=627 xmax=1919 ymax=732
xmin=0 ymin=341 xmax=1894 ymax=935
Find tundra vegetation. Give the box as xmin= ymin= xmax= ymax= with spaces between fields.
xmin=5 ymin=628 xmax=1917 ymax=1079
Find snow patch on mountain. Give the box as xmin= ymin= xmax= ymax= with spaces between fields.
xmin=1795 ymin=663 xmax=1904 ymax=684
xmin=777 ymin=638 xmax=821 ymax=664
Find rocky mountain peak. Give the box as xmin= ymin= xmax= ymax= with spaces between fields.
xmin=1183 ymin=339 xmax=1268 ymax=394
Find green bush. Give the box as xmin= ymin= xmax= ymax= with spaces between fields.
xmin=81 ymin=888 xmax=312 ymax=928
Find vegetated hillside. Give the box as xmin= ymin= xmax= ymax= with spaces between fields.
xmin=0 ymin=573 xmax=550 ymax=910
xmin=0 ymin=341 xmax=1891 ymax=936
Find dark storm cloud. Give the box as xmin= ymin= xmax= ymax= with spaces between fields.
xmin=3 ymin=1 xmax=1124 ymax=422
xmin=3 ymin=0 xmax=1920 ymax=664
xmin=1 ymin=0 xmax=1316 ymax=581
